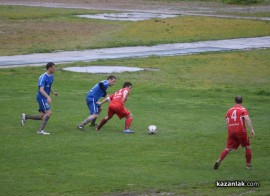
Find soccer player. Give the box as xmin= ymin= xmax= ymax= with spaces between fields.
xmin=21 ymin=62 xmax=58 ymax=135
xmin=78 ymin=75 xmax=116 ymax=129
xmin=214 ymin=96 xmax=255 ymax=170
xmin=96 ymin=82 xmax=134 ymax=134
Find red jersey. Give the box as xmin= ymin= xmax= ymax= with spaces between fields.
xmin=109 ymin=87 xmax=130 ymax=106
xmin=226 ymin=104 xmax=248 ymax=133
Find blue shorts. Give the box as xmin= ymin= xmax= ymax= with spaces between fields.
xmin=37 ymin=97 xmax=51 ymax=113
xmin=86 ymin=97 xmax=100 ymax=115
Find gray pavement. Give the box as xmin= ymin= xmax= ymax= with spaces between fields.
xmin=76 ymin=12 xmax=270 ymax=22
xmin=0 ymin=36 xmax=270 ymax=68
xmin=77 ymin=12 xmax=179 ymax=21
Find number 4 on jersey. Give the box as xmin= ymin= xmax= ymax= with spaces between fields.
xmin=231 ymin=110 xmax=237 ymax=121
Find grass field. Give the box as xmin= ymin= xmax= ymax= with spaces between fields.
xmin=1 ymin=49 xmax=270 ymax=195
xmin=0 ymin=3 xmax=270 ymax=196
xmin=1 ymin=5 xmax=270 ymax=55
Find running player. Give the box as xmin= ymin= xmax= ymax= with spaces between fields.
xmin=21 ymin=62 xmax=58 ymax=135
xmin=96 ymin=82 xmax=134 ymax=133
xmin=78 ymin=75 xmax=116 ymax=129
xmin=214 ymin=96 xmax=255 ymax=170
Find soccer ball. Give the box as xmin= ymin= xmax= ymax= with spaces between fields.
xmin=148 ymin=125 xmax=157 ymax=134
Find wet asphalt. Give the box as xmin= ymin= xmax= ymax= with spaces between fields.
xmin=0 ymin=36 xmax=269 ymax=68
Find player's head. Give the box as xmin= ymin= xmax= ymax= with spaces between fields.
xmin=123 ymin=82 xmax=132 ymax=89
xmin=46 ymin=62 xmax=56 ymax=74
xmin=46 ymin=62 xmax=55 ymax=70
xmin=107 ymin=75 xmax=116 ymax=86
xmin=235 ymin=96 xmax=243 ymax=104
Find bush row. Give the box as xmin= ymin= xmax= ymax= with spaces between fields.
xmin=220 ymin=0 xmax=263 ymax=4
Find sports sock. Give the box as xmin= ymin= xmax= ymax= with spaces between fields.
xmin=125 ymin=116 xmax=133 ymax=130
xmin=38 ymin=115 xmax=50 ymax=131
xmin=26 ymin=114 xmax=42 ymax=120
xmin=97 ymin=118 xmax=108 ymax=130
xmin=245 ymin=148 xmax=252 ymax=165
xmin=219 ymin=149 xmax=229 ymax=161
xmin=80 ymin=116 xmax=95 ymax=126
xmin=91 ymin=119 xmax=97 ymax=125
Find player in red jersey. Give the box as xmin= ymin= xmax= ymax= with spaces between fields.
xmin=214 ymin=96 xmax=255 ymax=170
xmin=96 ymin=82 xmax=134 ymax=133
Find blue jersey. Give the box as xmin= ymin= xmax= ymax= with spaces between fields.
xmin=86 ymin=80 xmax=109 ymax=101
xmin=37 ymin=72 xmax=54 ymax=99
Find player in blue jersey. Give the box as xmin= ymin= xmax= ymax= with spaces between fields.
xmin=21 ymin=62 xmax=58 ymax=135
xmin=78 ymin=75 xmax=116 ymax=129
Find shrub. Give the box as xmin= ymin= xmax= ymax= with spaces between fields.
xmin=220 ymin=0 xmax=263 ymax=4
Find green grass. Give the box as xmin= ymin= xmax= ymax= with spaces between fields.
xmin=0 ymin=3 xmax=270 ymax=195
xmin=219 ymin=11 xmax=270 ymax=18
xmin=0 ymin=5 xmax=270 ymax=55
xmin=161 ymin=0 xmax=270 ymax=3
xmin=0 ymin=49 xmax=270 ymax=195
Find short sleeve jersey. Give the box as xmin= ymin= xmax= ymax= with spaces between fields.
xmin=86 ymin=80 xmax=109 ymax=100
xmin=226 ymin=104 xmax=248 ymax=133
xmin=37 ymin=73 xmax=54 ymax=99
xmin=109 ymin=87 xmax=130 ymax=106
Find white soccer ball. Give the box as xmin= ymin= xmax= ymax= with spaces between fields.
xmin=148 ymin=125 xmax=157 ymax=134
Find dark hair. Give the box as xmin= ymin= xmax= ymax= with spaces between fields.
xmin=123 ymin=82 xmax=132 ymax=88
xmin=107 ymin=75 xmax=116 ymax=80
xmin=235 ymin=96 xmax=243 ymax=104
xmin=46 ymin=62 xmax=55 ymax=70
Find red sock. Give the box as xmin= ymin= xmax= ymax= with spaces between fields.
xmin=219 ymin=149 xmax=229 ymax=161
xmin=97 ymin=118 xmax=107 ymax=130
xmin=246 ymin=148 xmax=252 ymax=165
xmin=125 ymin=116 xmax=133 ymax=130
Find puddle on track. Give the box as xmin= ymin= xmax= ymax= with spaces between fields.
xmin=1 ymin=36 xmax=270 ymax=68
xmin=77 ymin=12 xmax=179 ymax=21
xmin=63 ymin=66 xmax=144 ymax=73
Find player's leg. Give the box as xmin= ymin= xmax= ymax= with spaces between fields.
xmin=220 ymin=148 xmax=231 ymax=161
xmin=214 ymin=148 xmax=231 ymax=170
xmin=26 ymin=114 xmax=43 ymax=120
xmin=119 ymin=108 xmax=134 ymax=133
xmin=96 ymin=116 xmax=112 ymax=131
xmin=21 ymin=100 xmax=44 ymax=127
xmin=78 ymin=100 xmax=99 ymax=129
xmin=124 ymin=114 xmax=133 ymax=130
xmin=240 ymin=133 xmax=252 ymax=169
xmin=214 ymin=132 xmax=237 ymax=170
xmin=245 ymin=146 xmax=252 ymax=169
xmin=91 ymin=106 xmax=102 ymax=127
xmin=96 ymin=108 xmax=114 ymax=131
xmin=21 ymin=113 xmax=43 ymax=127
xmin=79 ymin=114 xmax=98 ymax=128
xmin=37 ymin=110 xmax=52 ymax=135
xmin=36 ymin=98 xmax=52 ymax=135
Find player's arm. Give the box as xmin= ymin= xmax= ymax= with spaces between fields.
xmin=225 ymin=117 xmax=229 ymax=127
xmin=51 ymin=87 xmax=58 ymax=96
xmin=243 ymin=115 xmax=255 ymax=137
xmin=39 ymin=86 xmax=52 ymax=104
xmin=97 ymin=94 xmax=113 ymax=105
xmin=121 ymin=90 xmax=129 ymax=103
xmin=99 ymin=82 xmax=107 ymax=97
xmin=97 ymin=97 xmax=110 ymax=105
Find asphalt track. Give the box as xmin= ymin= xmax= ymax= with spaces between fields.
xmin=0 ymin=36 xmax=270 ymax=68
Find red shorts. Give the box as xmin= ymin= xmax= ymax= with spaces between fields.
xmin=108 ymin=103 xmax=130 ymax=119
xmin=227 ymin=130 xmax=250 ymax=149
